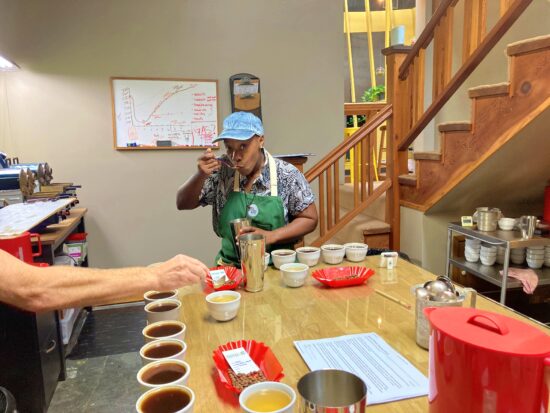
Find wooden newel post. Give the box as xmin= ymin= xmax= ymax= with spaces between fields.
xmin=382 ymin=45 xmax=412 ymax=251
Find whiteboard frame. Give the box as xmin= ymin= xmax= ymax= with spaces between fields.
xmin=110 ymin=76 xmax=220 ymax=151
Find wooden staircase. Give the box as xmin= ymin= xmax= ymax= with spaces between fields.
xmin=400 ymin=35 xmax=550 ymax=211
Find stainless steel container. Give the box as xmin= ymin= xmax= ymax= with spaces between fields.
xmin=297 ymin=369 xmax=367 ymax=412
xmin=230 ymin=218 xmax=251 ymax=259
xmin=412 ymin=284 xmax=477 ymax=349
xmin=519 ymin=215 xmax=537 ymax=239
xmin=474 ymin=207 xmax=502 ymax=231
xmin=239 ymin=233 xmax=265 ymax=292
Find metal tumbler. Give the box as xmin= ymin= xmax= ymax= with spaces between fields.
xmin=519 ymin=215 xmax=537 ymax=239
xmin=239 ymin=233 xmax=265 ymax=292
xmin=230 ymin=218 xmax=251 ymax=259
xmin=297 ymin=369 xmax=367 ymax=412
xmin=412 ymin=284 xmax=477 ymax=349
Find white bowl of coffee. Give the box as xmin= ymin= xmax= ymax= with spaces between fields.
xmin=271 ymin=249 xmax=296 ymax=269
xmin=136 ymin=385 xmax=195 ymax=413
xmin=144 ymin=290 xmax=178 ymax=304
xmin=205 ymin=291 xmax=241 ymax=322
xmin=239 ymin=381 xmax=296 ymax=413
xmin=137 ymin=359 xmax=191 ymax=390
xmin=140 ymin=338 xmax=187 ymax=365
xmin=142 ymin=321 xmax=186 ymax=343
xmin=144 ymin=299 xmax=182 ymax=324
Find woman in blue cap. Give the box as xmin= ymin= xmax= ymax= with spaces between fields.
xmin=177 ymin=111 xmax=318 ymax=266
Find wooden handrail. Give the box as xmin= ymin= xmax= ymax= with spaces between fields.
xmin=306 ymin=104 xmax=392 ymax=182
xmin=344 ymin=102 xmax=386 ymax=116
xmin=397 ymin=0 xmax=532 ymax=150
xmin=399 ymin=0 xmax=455 ymax=80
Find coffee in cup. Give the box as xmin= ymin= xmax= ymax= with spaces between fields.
xmin=136 ymin=385 xmax=195 ymax=413
xmin=142 ymin=321 xmax=186 ymax=343
xmin=144 ymin=290 xmax=178 ymax=304
xmin=144 ymin=299 xmax=181 ymax=324
xmin=137 ymin=359 xmax=190 ymax=390
xmin=140 ymin=338 xmax=187 ymax=365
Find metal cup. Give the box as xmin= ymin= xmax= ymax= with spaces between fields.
xmin=519 ymin=215 xmax=537 ymax=239
xmin=297 ymin=369 xmax=367 ymax=412
xmin=239 ymin=233 xmax=265 ymax=292
xmin=230 ymin=218 xmax=251 ymax=259
xmin=412 ymin=284 xmax=477 ymax=349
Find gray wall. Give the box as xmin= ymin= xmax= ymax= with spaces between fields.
xmin=0 ymin=0 xmax=344 ymax=267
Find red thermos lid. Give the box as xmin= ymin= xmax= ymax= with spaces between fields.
xmin=426 ymin=307 xmax=550 ymax=357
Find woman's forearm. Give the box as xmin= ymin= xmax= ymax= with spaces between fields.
xmin=176 ymin=172 xmax=207 ymax=210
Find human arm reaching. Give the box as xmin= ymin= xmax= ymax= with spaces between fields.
xmin=0 ymin=249 xmax=209 ymax=312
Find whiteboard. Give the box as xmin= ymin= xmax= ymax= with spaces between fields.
xmin=111 ymin=77 xmax=219 ymax=150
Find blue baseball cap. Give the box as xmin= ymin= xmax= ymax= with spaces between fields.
xmin=213 ymin=111 xmax=264 ymax=142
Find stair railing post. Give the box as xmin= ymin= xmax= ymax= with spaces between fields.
xmin=382 ymin=46 xmax=411 ymax=251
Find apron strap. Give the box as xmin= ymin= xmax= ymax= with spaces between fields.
xmin=233 ymin=150 xmax=278 ymax=196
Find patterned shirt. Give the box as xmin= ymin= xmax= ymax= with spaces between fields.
xmin=199 ymin=152 xmax=315 ymax=235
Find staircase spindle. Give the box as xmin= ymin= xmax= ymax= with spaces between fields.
xmin=463 ymin=0 xmax=487 ymax=63
xmin=319 ymin=173 xmax=326 ymax=237
xmin=334 ymin=162 xmax=340 ymax=223
xmin=368 ymin=133 xmax=373 ymax=196
xmin=432 ymin=0 xmax=454 ymax=98
xmin=361 ymin=138 xmax=368 ymax=202
xmin=327 ymin=166 xmax=333 ymax=230
xmin=354 ymin=143 xmax=360 ymax=207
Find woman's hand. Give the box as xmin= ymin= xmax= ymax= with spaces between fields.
xmin=197 ymin=148 xmax=220 ymax=177
xmin=237 ymin=226 xmax=278 ymax=245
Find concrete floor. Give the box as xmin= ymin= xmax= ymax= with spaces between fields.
xmin=49 ymin=352 xmax=142 ymax=412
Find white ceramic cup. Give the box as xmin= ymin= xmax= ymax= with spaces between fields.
xmin=344 ymin=243 xmax=369 ymax=262
xmin=320 ymin=244 xmax=346 ymax=265
xmin=280 ymin=263 xmax=309 ymax=288
xmin=296 ymin=247 xmax=321 ymax=267
xmin=271 ymin=249 xmax=297 ymax=269
xmin=144 ymin=290 xmax=178 ymax=304
xmin=140 ymin=338 xmax=187 ymax=365
xmin=136 ymin=385 xmax=195 ymax=413
xmin=239 ymin=381 xmax=296 ymax=413
xmin=144 ymin=299 xmax=182 ymax=324
xmin=142 ymin=320 xmax=186 ymax=343
xmin=137 ymin=359 xmax=191 ymax=390
xmin=205 ymin=290 xmax=241 ymax=322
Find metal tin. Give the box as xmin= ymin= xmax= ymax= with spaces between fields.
xmin=297 ymin=369 xmax=367 ymax=412
xmin=230 ymin=218 xmax=251 ymax=259
xmin=412 ymin=283 xmax=476 ymax=349
xmin=239 ymin=233 xmax=265 ymax=292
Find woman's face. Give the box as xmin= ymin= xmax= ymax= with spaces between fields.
xmin=224 ymin=135 xmax=264 ymax=175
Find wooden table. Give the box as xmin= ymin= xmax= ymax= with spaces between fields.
xmin=175 ymin=256 xmax=549 ymax=412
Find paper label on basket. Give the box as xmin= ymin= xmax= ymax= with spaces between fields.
xmin=222 ymin=348 xmax=260 ymax=374
xmin=210 ymin=269 xmax=229 ymax=288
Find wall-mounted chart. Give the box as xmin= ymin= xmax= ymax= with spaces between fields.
xmin=111 ymin=77 xmax=219 ymax=150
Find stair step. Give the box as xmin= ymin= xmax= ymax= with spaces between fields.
xmin=438 ymin=121 xmax=472 ymax=133
xmin=363 ymin=222 xmax=391 ymax=235
xmin=468 ymin=82 xmax=510 ymax=99
xmin=507 ymin=34 xmax=550 ymax=56
xmin=398 ymin=174 xmax=417 ymax=186
xmin=327 ymin=210 xmax=390 ymax=245
xmin=414 ymin=151 xmax=441 ymax=161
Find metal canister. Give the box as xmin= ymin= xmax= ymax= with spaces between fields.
xmin=230 ymin=218 xmax=251 ymax=259
xmin=473 ymin=207 xmax=502 ymax=231
xmin=239 ymin=233 xmax=265 ymax=292
xmin=297 ymin=370 xmax=367 ymax=412
xmin=412 ymin=284 xmax=477 ymax=349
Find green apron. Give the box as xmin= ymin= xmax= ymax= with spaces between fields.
xmin=215 ymin=151 xmax=293 ymax=266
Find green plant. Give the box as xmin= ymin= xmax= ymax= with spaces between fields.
xmin=361 ymin=85 xmax=385 ymax=102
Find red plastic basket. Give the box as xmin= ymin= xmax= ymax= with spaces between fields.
xmin=206 ymin=266 xmax=243 ymax=291
xmin=311 ymin=266 xmax=375 ymax=288
xmin=212 ymin=339 xmax=284 ymax=394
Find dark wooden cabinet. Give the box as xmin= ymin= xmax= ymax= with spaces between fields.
xmin=0 ymin=305 xmax=64 ymax=413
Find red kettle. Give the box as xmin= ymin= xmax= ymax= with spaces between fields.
xmin=425 ymin=307 xmax=550 ymax=413
xmin=0 ymin=232 xmax=42 ymax=263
